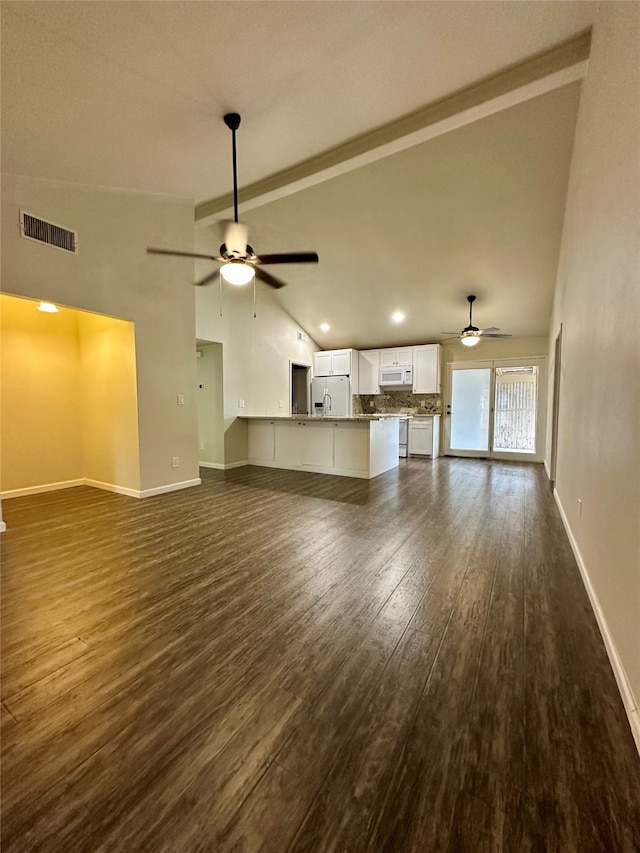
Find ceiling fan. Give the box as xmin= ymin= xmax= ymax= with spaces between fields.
xmin=442 ymin=295 xmax=512 ymax=348
xmin=147 ymin=113 xmax=319 ymax=290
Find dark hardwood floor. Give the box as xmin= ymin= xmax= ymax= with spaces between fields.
xmin=1 ymin=458 xmax=639 ymax=852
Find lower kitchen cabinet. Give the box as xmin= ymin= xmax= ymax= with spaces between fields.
xmin=274 ymin=420 xmax=303 ymax=466
xmin=245 ymin=417 xmax=399 ymax=479
xmin=247 ymin=419 xmax=275 ymax=463
xmin=333 ymin=422 xmax=369 ymax=474
xmin=409 ymin=415 xmax=440 ymax=457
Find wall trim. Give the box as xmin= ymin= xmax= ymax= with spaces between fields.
xmin=84 ymin=479 xmax=141 ymax=499
xmin=199 ymin=461 xmax=248 ymax=470
xmin=1 ymin=479 xmax=85 ymax=499
xmin=139 ymin=478 xmax=201 ymax=498
xmin=2 ymin=477 xmax=202 ymax=501
xmin=553 ymin=488 xmax=640 ymax=755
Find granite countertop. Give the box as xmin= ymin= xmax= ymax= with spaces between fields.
xmin=240 ymin=414 xmax=408 ymax=422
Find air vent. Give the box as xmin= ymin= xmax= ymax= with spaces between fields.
xmin=20 ymin=211 xmax=77 ymax=253
xmin=296 ymin=330 xmax=308 ymax=342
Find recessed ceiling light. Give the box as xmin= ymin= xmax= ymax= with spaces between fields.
xmin=320 ymin=323 xmax=330 ymax=332
xmin=391 ymin=311 xmax=405 ymax=323
xmin=38 ymin=302 xmax=59 ymax=313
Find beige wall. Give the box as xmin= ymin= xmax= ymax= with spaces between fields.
xmin=443 ymin=336 xmax=548 ymax=365
xmin=194 ymin=227 xmax=319 ymax=464
xmin=1 ymin=294 xmax=84 ymax=491
xmin=547 ymin=3 xmax=640 ymax=740
xmin=1 ymin=175 xmax=199 ymax=493
xmin=0 ymin=294 xmax=140 ymax=494
xmin=78 ymin=311 xmax=140 ymax=492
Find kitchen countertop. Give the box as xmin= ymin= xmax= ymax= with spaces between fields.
xmin=240 ymin=415 xmax=409 ymax=422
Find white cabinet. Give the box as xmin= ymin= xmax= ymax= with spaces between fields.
xmin=313 ymin=349 xmax=354 ymax=376
xmin=274 ymin=420 xmax=303 ymax=466
xmin=409 ymin=415 xmax=440 ymax=457
xmin=412 ymin=345 xmax=441 ymax=394
xmin=248 ymin=420 xmax=275 ymax=463
xmin=333 ymin=423 xmax=369 ymax=473
xmin=358 ymin=350 xmax=380 ymax=394
xmin=380 ymin=347 xmax=413 ymax=367
xmin=302 ymin=423 xmax=334 ymax=468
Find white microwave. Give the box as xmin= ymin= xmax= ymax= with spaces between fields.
xmin=379 ymin=366 xmax=413 ymax=387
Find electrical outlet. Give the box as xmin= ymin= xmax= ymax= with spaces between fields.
xmin=200 ymin=441 xmax=205 ymax=451
xmin=172 ymin=456 xmax=179 ymax=468
xmin=177 ymin=394 xmax=185 ymax=405
xmin=279 ymin=400 xmax=284 ymax=409
xmin=238 ymin=399 xmax=245 ymax=408
xmin=369 ymin=400 xmax=375 ymax=408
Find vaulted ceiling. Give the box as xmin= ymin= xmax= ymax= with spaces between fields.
xmin=1 ymin=1 xmax=597 ymax=349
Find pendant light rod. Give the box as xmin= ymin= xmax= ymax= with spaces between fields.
xmin=468 ymin=294 xmax=476 ymax=327
xmin=224 ymin=113 xmax=242 ymax=224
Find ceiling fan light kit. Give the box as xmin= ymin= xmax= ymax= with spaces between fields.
xmin=220 ymin=260 xmax=255 ymax=286
xmin=460 ymin=331 xmax=481 ymax=347
xmin=441 ymin=294 xmax=513 ymax=347
xmin=147 ymin=111 xmax=319 ymax=314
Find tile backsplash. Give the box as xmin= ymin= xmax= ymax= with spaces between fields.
xmin=354 ymin=391 xmax=442 ymax=415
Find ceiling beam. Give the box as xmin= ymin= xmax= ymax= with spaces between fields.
xmin=195 ymin=30 xmax=591 ymax=224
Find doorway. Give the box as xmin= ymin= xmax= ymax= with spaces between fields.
xmin=290 ymin=362 xmax=311 ymax=415
xmin=196 ymin=340 xmax=225 ymax=468
xmin=443 ymin=357 xmax=547 ymax=462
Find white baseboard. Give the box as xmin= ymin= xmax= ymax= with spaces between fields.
xmin=553 ymin=488 xmax=640 ymax=755
xmin=2 ymin=477 xmax=201 ymax=501
xmin=139 ymin=478 xmax=201 ymax=498
xmin=1 ymin=479 xmax=85 ymax=499
xmin=199 ymin=460 xmax=248 ymax=470
xmin=84 ymin=479 xmax=141 ymax=499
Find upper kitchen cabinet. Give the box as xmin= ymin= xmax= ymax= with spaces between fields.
xmin=412 ymin=344 xmax=441 ymax=394
xmin=358 ymin=350 xmax=380 ymax=394
xmin=313 ymin=348 xmax=356 ymax=377
xmin=379 ymin=347 xmax=413 ymax=367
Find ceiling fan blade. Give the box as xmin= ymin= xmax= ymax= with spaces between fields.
xmin=148 ymin=247 xmax=221 ymax=262
xmin=480 ymin=326 xmax=500 ymax=334
xmin=254 ymin=266 xmax=287 ymax=289
xmin=255 ymin=252 xmax=319 ymax=265
xmin=223 ymin=221 xmax=249 ymax=256
xmin=482 ymin=333 xmax=512 ymax=339
xmin=441 ymin=331 xmax=464 ymax=335
xmin=194 ymin=269 xmax=220 ymax=287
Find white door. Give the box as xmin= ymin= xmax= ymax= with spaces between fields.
xmin=444 ymin=358 xmax=547 ymax=462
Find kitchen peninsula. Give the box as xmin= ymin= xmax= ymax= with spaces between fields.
xmin=243 ymin=416 xmax=402 ymax=479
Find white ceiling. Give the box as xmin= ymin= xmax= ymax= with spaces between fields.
xmin=1 ymin=1 xmax=597 ymax=349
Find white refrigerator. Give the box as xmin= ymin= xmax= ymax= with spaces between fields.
xmin=311 ymin=375 xmax=352 ymax=417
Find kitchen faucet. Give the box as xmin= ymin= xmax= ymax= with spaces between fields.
xmin=322 ymin=391 xmax=332 ymax=416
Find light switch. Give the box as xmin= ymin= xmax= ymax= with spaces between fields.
xmin=177 ymin=394 xmax=185 ymax=405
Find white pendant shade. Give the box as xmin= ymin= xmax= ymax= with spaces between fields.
xmin=461 ymin=332 xmax=481 ymax=347
xmin=220 ymin=261 xmax=255 ymax=286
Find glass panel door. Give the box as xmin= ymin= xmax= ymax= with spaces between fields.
xmin=444 ymin=358 xmax=547 ymax=462
xmin=447 ymin=364 xmax=492 ymax=456
xmin=492 ymin=366 xmax=538 ymax=454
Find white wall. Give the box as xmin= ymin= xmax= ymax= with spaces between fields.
xmin=547 ymin=3 xmax=640 ymax=746
xmin=195 ymin=227 xmax=319 ymax=464
xmin=1 ymin=175 xmax=199 ymax=493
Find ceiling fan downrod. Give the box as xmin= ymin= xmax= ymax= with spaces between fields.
xmin=223 ymin=112 xmax=241 ymax=224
